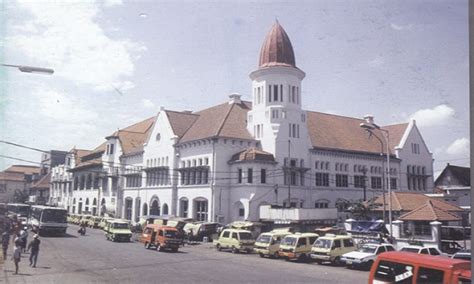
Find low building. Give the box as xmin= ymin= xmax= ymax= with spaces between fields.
xmin=0 ymin=165 xmax=41 ymax=203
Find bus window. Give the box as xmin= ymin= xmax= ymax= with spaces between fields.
xmin=374 ymin=260 xmax=414 ymax=284
xmin=417 ymin=267 xmax=444 ymax=284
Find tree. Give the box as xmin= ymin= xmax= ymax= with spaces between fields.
xmin=335 ymin=198 xmax=376 ymax=220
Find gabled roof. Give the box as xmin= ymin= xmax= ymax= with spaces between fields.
xmin=229 ymin=148 xmax=276 ymax=163
xmin=31 ymin=172 xmax=51 ymax=189
xmin=4 ymin=165 xmax=41 ymax=175
xmin=114 ymin=116 xmax=155 ymax=155
xmin=0 ymin=172 xmax=25 ymax=182
xmin=165 ymin=110 xmax=199 ymax=138
xmin=399 ymin=200 xmax=462 ymax=222
xmin=372 ymin=192 xmax=464 ymax=212
xmin=307 ymin=111 xmax=408 ymax=155
xmin=179 ymin=101 xmax=253 ymax=143
xmin=435 ymin=164 xmax=470 ymax=187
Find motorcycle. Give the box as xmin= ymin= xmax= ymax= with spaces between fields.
xmin=78 ymin=226 xmax=86 ymax=236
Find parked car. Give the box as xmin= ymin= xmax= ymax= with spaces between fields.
xmin=215 ymin=229 xmax=255 ymax=254
xmin=87 ymin=216 xmax=102 ymax=228
xmin=311 ymin=234 xmax=356 ymax=265
xmin=452 ymin=249 xmax=471 ymax=261
xmin=278 ymin=232 xmax=319 ymax=262
xmin=368 ymin=251 xmax=471 ymax=284
xmin=399 ymin=245 xmax=446 ymax=256
xmin=104 ymin=219 xmax=132 ymax=242
xmin=341 ymin=242 xmax=395 ymax=270
xmin=254 ymin=228 xmax=292 ymax=258
xmin=441 ymin=240 xmax=463 ymax=255
xmin=99 ymin=217 xmax=113 ymax=230
xmin=139 ymin=224 xmax=181 ymax=252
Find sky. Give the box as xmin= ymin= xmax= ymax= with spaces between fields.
xmin=0 ymin=0 xmax=469 ymax=178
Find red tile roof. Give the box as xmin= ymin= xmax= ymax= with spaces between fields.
xmin=165 ymin=110 xmax=199 ymax=138
xmin=230 ymin=148 xmax=276 ymax=163
xmin=4 ymin=165 xmax=41 ymax=175
xmin=259 ymin=21 xmax=296 ymax=68
xmin=307 ymin=111 xmax=408 ymax=155
xmin=399 ymin=200 xmax=462 ymax=221
xmin=180 ymin=101 xmax=253 ymax=143
xmin=0 ymin=172 xmax=25 ymax=182
xmin=372 ymin=192 xmax=464 ymax=213
xmin=31 ymin=172 xmax=51 ymax=189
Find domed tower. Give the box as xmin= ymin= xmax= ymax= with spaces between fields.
xmin=248 ymin=21 xmax=309 ymax=162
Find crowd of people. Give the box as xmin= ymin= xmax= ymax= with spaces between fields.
xmin=1 ymin=214 xmax=41 ymax=275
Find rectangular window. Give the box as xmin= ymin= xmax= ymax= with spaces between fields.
xmin=239 ymin=208 xmax=245 ymax=217
xmin=247 ymin=168 xmax=253 ymax=183
xmin=280 ymin=85 xmax=283 ymax=101
xmin=354 ymin=175 xmax=365 ymax=188
xmin=316 ymin=173 xmax=329 ymax=186
xmin=390 ymin=178 xmax=397 ymax=189
xmin=371 ymin=177 xmax=382 ymax=189
xmin=268 ymin=86 xmax=271 ymax=102
xmin=336 ymin=174 xmax=348 ymax=187
xmin=273 ymin=85 xmax=278 ymax=101
xmin=109 ymin=144 xmax=114 ymax=155
xmin=237 ymin=169 xmax=242 ymax=184
xmin=260 ymin=169 xmax=266 ymax=184
xmin=417 ymin=267 xmax=444 ymax=283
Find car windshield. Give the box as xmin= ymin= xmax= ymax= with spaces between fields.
xmin=359 ymin=245 xmax=377 ymax=254
xmin=401 ymin=247 xmax=420 ymax=253
xmin=9 ymin=206 xmax=30 ymax=216
xmin=281 ymin=237 xmax=297 ymax=246
xmin=113 ymin=223 xmax=129 ymax=229
xmin=164 ymin=230 xmax=177 ymax=238
xmin=313 ymin=238 xmax=332 ymax=249
xmin=42 ymin=210 xmax=67 ymax=223
xmin=239 ymin=232 xmax=253 ymax=240
xmin=256 ymin=235 xmax=272 ymax=243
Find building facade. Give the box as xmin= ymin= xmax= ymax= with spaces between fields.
xmin=51 ymin=22 xmax=434 ymax=225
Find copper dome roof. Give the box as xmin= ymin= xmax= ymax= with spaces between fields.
xmin=258 ymin=21 xmax=296 ymax=68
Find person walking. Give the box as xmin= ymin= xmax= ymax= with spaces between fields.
xmin=12 ymin=243 xmax=21 ymax=274
xmin=19 ymin=227 xmax=28 ymax=253
xmin=2 ymin=231 xmax=10 ymax=260
xmin=27 ymin=234 xmax=40 ymax=268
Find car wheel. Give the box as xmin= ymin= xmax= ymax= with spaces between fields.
xmin=259 ymin=253 xmax=264 ymax=258
xmin=366 ymin=260 xmax=374 ymax=270
xmin=333 ymin=256 xmax=341 ymax=266
xmin=315 ymin=260 xmax=322 ymax=265
xmin=157 ymin=244 xmax=163 ymax=252
xmin=171 ymin=247 xmax=178 ymax=253
xmin=216 ymin=244 xmax=221 ymax=251
xmin=145 ymin=242 xmax=151 ymax=249
xmin=231 ymin=247 xmax=238 ymax=254
xmin=273 ymin=252 xmax=279 ymax=259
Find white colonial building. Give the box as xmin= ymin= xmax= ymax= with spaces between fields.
xmin=50 ymin=22 xmax=434 ymax=226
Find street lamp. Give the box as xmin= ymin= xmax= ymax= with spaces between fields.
xmin=360 ymin=115 xmax=392 ymax=238
xmin=1 ymin=63 xmax=54 ymax=75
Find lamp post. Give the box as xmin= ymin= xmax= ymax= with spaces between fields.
xmin=1 ymin=63 xmax=54 ymax=75
xmin=360 ymin=116 xmax=392 ymax=238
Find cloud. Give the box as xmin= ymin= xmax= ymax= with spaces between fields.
xmin=409 ymin=104 xmax=455 ymax=127
xmin=142 ymin=99 xmax=156 ymax=109
xmin=6 ymin=0 xmax=145 ymax=92
xmin=390 ymin=23 xmax=412 ymax=31
xmin=368 ymin=55 xmax=384 ymax=68
xmin=446 ymin=138 xmax=470 ymax=156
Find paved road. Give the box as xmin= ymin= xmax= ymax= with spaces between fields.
xmin=1 ymin=225 xmax=369 ymax=283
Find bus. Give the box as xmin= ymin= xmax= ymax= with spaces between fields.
xmin=6 ymin=203 xmax=31 ymax=224
xmin=29 ymin=206 xmax=68 ymax=236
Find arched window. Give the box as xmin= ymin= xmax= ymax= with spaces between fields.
xmin=150 ymin=199 xmax=160 ymax=215
xmin=179 ymin=198 xmax=189 ymax=218
xmin=162 ymin=203 xmax=169 ymax=215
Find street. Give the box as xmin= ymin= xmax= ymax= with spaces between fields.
xmin=1 ymin=225 xmax=369 ymax=283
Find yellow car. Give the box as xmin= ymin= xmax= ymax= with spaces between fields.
xmin=254 ymin=228 xmax=292 ymax=258
xmin=215 ymin=229 xmax=255 ymax=254
xmin=279 ymin=232 xmax=319 ymax=261
xmin=310 ymin=234 xmax=356 ymax=265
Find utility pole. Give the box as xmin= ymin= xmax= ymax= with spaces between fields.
xmin=362 ymin=167 xmax=367 ymax=201
xmin=287 ymin=140 xmax=291 ymax=208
